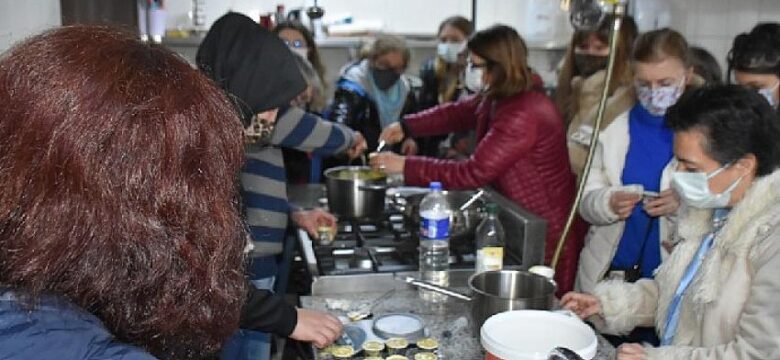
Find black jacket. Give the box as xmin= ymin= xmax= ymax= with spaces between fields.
xmin=241 ymin=285 xmax=298 ymax=337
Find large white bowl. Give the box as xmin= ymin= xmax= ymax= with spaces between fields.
xmin=480 ymin=310 xmax=597 ymax=360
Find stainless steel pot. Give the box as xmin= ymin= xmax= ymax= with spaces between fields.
xmin=324 ymin=166 xmax=388 ymax=220
xmin=404 ymin=270 xmax=556 ymax=333
xmin=388 ymin=189 xmax=485 ymax=238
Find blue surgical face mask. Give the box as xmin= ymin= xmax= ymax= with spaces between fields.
xmin=437 ymin=41 xmax=466 ymax=64
xmin=758 ymin=81 xmax=779 ymax=108
xmin=671 ymin=163 xmax=744 ymax=209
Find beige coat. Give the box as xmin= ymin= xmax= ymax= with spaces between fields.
xmin=592 ymin=169 xmax=780 ymax=359
xmin=566 ymin=70 xmax=636 ymax=179
xmin=574 ymin=111 xmax=676 ymax=293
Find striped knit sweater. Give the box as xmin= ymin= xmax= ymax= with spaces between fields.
xmin=242 ymin=106 xmax=354 ymax=279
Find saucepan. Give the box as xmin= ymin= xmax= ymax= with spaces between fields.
xmin=402 ymin=270 xmax=556 ymax=333
xmin=388 ymin=187 xmax=486 ymax=238
xmin=324 ymin=166 xmax=388 ymax=220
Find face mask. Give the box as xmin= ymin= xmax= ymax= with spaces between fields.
xmin=371 ymin=67 xmax=401 ymax=91
xmin=574 ymin=53 xmax=608 ymax=78
xmin=437 ymin=42 xmax=466 ymax=64
xmin=758 ymin=81 xmax=779 ymax=108
xmin=636 ymin=78 xmax=685 ymax=116
xmin=671 ymin=164 xmax=743 ymax=209
xmin=464 ymin=65 xmax=484 ymax=92
xmin=290 ymin=47 xmax=308 ymax=59
xmin=244 ymin=112 xmax=276 ymax=147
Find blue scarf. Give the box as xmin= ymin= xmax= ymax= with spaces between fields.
xmin=611 ymin=103 xmax=674 ymax=277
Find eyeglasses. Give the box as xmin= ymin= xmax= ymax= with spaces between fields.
xmin=283 ymin=39 xmax=307 ymax=49
xmin=467 ymin=61 xmax=489 ymax=71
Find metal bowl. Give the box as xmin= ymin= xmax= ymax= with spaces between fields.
xmin=389 ymin=189 xmax=485 ymax=239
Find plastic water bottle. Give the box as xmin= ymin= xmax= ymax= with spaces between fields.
xmin=418 ymin=182 xmax=451 ymax=303
xmin=475 ymin=203 xmax=505 ymax=274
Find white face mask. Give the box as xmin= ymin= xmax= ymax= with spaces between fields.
xmin=464 ymin=64 xmax=485 ymax=92
xmin=758 ymin=81 xmax=779 ymax=108
xmin=671 ymin=164 xmax=743 ymax=209
xmin=437 ymin=41 xmax=466 ymax=64
xmin=636 ymin=77 xmax=685 ymax=116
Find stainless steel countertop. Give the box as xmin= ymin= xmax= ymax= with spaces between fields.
xmin=301 ymin=270 xmax=616 ymax=360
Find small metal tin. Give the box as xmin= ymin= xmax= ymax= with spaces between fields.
xmin=372 ymin=313 xmax=426 ymax=340
xmin=386 ymin=356 xmax=409 ymax=360
xmin=364 ymin=357 xmax=384 ymax=360
xmin=414 ymin=353 xmax=437 ymax=360
xmin=385 ymin=337 xmax=409 ymax=355
xmin=317 ymin=225 xmax=334 ymax=245
xmin=330 ymin=345 xmax=355 ymax=359
xmin=362 ymin=340 xmax=385 ymax=357
xmin=415 ymin=338 xmax=439 ymax=351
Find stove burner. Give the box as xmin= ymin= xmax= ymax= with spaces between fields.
xmin=311 ymin=211 xmax=475 ymax=276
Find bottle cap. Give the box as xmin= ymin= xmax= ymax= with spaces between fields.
xmin=429 ymin=182 xmax=442 ymax=191
xmin=485 ymin=203 xmax=499 ymax=214
xmin=529 ymin=265 xmax=555 ymax=280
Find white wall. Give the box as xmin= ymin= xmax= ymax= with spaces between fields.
xmin=0 ymin=0 xmax=61 ymax=53
xmin=669 ymin=0 xmax=780 ymax=76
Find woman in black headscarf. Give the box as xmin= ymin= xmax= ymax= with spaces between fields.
xmin=197 ymin=12 xmax=364 ymax=359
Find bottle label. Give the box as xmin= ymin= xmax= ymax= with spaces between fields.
xmin=476 ymin=247 xmax=504 ymax=273
xmin=420 ymin=217 xmax=450 ymax=239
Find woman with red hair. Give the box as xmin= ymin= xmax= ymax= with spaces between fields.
xmin=0 ymin=26 xmax=247 ymax=359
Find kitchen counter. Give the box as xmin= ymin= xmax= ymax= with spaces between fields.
xmin=301 ymin=271 xmax=616 ymax=359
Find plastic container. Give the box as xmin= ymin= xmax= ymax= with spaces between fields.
xmin=475 ymin=203 xmax=505 ymax=274
xmin=418 ymin=182 xmax=451 ymax=303
xmin=481 ymin=310 xmax=597 ymax=360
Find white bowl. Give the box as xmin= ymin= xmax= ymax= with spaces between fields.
xmin=481 ymin=310 xmax=597 ymax=360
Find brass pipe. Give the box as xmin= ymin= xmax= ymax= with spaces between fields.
xmin=551 ymin=2 xmax=626 ymax=269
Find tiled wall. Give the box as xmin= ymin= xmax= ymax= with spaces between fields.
xmin=669 ymin=0 xmax=780 ymax=78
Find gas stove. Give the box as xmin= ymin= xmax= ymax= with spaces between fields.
xmin=302 ymin=212 xmax=476 ymax=276
xmin=291 ymin=185 xmax=547 ymax=278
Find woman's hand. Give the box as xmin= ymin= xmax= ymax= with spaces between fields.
xmin=643 ymin=189 xmax=680 ymax=217
xmin=401 ymin=138 xmax=418 ymax=155
xmin=369 ymin=152 xmax=406 ymax=174
xmin=289 ymin=308 xmax=343 ymax=349
xmin=346 ymin=132 xmax=368 ymax=160
xmin=290 ymin=208 xmax=337 ymax=238
xmin=560 ymin=292 xmax=602 ymax=319
xmin=610 ymin=191 xmax=642 ymax=220
xmin=616 ymin=343 xmax=646 ymax=360
xmin=379 ymin=122 xmax=405 ymax=145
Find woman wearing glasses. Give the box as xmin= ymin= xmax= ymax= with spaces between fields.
xmin=371 ymin=25 xmax=585 ymax=295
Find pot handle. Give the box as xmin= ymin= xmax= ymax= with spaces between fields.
xmin=401 ymin=276 xmax=472 ymax=301
xmin=358 ymin=184 xmax=389 ymax=191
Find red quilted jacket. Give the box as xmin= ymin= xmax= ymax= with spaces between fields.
xmin=402 ymin=91 xmax=587 ymax=295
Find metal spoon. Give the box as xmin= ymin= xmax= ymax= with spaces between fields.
xmin=459 ymin=189 xmax=485 ymax=211
xmin=376 ymin=139 xmax=387 ymax=153
xmin=346 ymin=288 xmax=396 ymax=321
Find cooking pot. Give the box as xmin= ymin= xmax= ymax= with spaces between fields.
xmin=325 ymin=166 xmax=388 ymax=220
xmin=403 ymin=270 xmax=556 ymax=333
xmin=388 ymin=187 xmax=485 ymax=238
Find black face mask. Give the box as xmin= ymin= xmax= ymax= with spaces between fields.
xmin=574 ymin=54 xmax=608 ymax=78
xmin=371 ymin=67 xmax=401 ymax=90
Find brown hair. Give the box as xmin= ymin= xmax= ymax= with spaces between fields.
xmin=555 ymin=15 xmax=638 ymax=124
xmin=368 ymin=33 xmax=411 ymax=68
xmin=273 ymin=21 xmax=327 ymax=89
xmin=435 ymin=16 xmax=474 ymax=102
xmin=632 ymin=28 xmax=691 ymax=66
xmin=0 ymin=26 xmax=246 ymax=359
xmin=468 ymin=24 xmax=533 ymax=98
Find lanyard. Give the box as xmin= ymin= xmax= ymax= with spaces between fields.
xmin=660 ymin=209 xmax=729 ymax=345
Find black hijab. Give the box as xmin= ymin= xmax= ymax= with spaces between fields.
xmin=197 ymin=12 xmax=306 ymax=126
